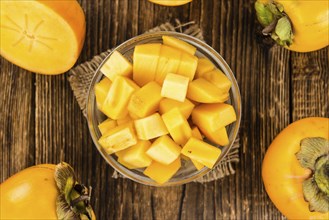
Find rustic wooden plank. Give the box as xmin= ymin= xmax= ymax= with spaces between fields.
xmin=215 ymin=0 xmax=245 ymax=217
xmin=235 ymin=21 xmax=290 ymax=220
xmin=152 ymin=1 xmax=190 ymax=27
xmin=69 ymin=2 xmax=128 ymax=220
xmin=198 ymin=0 xmax=214 ymax=45
xmin=138 ymin=0 xmax=155 ymax=34
xmin=179 ymin=1 xmax=216 ymax=219
xmin=129 ymin=3 xmax=189 ymax=220
xmin=214 ymin=178 xmax=235 ymax=219
xmin=212 ymin=1 xmax=245 ymax=219
xmin=181 ymin=1 xmax=243 ymax=219
xmin=209 ymin=0 xmax=289 ymax=219
xmin=210 ymin=2 xmax=245 ymax=219
xmin=291 ymin=48 xmax=329 ymax=120
xmin=151 ymin=186 xmax=184 ymax=220
xmin=116 ymin=0 xmax=129 ymax=43
xmin=127 ymin=0 xmax=140 ymax=38
xmin=248 ymin=45 xmax=291 ymax=220
xmin=202 ymin=182 xmax=216 ymax=219
xmin=189 ymin=0 xmax=201 ymax=24
xmin=181 ymin=183 xmax=205 ymax=220
xmin=132 ymin=184 xmax=153 ymax=220
xmin=0 ymin=59 xmax=35 ymax=181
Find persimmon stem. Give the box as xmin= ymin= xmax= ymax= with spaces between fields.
xmin=255 ymin=0 xmax=293 ymax=47
xmin=314 ymin=156 xmax=329 ymax=196
xmin=55 ymin=162 xmax=95 ymax=220
xmin=296 ymin=137 xmax=329 ymax=213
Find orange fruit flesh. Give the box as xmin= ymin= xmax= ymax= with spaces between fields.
xmin=0 ymin=0 xmax=85 ymax=74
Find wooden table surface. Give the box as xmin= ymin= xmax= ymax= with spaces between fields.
xmin=1 ymin=0 xmax=328 ymax=219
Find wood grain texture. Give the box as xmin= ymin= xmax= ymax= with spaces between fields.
xmin=0 ymin=0 xmax=328 ymax=219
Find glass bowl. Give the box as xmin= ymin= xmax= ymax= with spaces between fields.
xmin=86 ymin=31 xmax=241 ymax=186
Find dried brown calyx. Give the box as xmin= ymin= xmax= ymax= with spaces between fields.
xmin=55 ymin=162 xmax=95 ymax=220
xmin=296 ymin=137 xmax=329 ymax=213
xmin=254 ymin=1 xmax=293 ymax=47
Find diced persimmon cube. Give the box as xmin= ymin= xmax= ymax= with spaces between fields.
xmin=161 ymin=73 xmax=189 ymax=102
xmin=159 ymin=98 xmax=195 ymax=119
xmin=118 ymin=157 xmax=138 ymax=169
xmin=187 ymin=78 xmax=229 ymax=103
xmin=119 ymin=140 xmax=153 ymax=168
xmin=134 ymin=113 xmax=168 ymax=140
xmin=144 ymin=158 xmax=181 ymax=184
xmin=146 ymin=135 xmax=181 ymax=165
xmin=192 ymin=103 xmax=236 ymax=134
xmin=98 ymin=118 xmax=117 ymax=135
xmin=202 ymin=127 xmax=229 ymax=146
xmin=191 ymin=159 xmax=204 ymax=171
xmin=191 ymin=126 xmax=203 ymax=140
xmin=176 ymin=52 xmax=198 ymax=81
xmin=202 ymin=69 xmax=231 ymax=93
xmin=100 ymin=51 xmax=132 ymax=81
xmin=162 ymin=35 xmax=196 ymax=55
xmin=115 ymin=147 xmax=130 ymax=158
xmin=129 ymin=112 xmax=140 ymax=120
xmin=116 ymin=114 xmax=133 ymax=125
xmin=181 ymin=137 xmax=221 ymax=169
xmin=155 ymin=45 xmax=182 ymax=84
xmin=128 ymin=81 xmax=162 ymax=118
xmin=102 ymin=76 xmax=140 ymax=119
xmin=190 ymin=126 xmax=205 ymax=170
xmin=133 ymin=43 xmax=162 ymax=86
xmin=98 ymin=122 xmax=137 ymax=154
xmin=195 ymin=57 xmax=215 ymax=78
xmin=94 ymin=77 xmax=112 ymax=109
xmin=103 ymin=147 xmax=115 ymax=155
xmin=161 ymin=108 xmax=192 ymax=145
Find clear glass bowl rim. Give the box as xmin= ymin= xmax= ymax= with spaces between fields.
xmin=86 ymin=31 xmax=242 ymax=187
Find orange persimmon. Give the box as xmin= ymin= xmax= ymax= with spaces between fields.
xmin=0 ymin=163 xmax=95 ymax=220
xmin=148 ymin=0 xmax=192 ymax=6
xmin=255 ymin=0 xmax=329 ymax=52
xmin=262 ymin=117 xmax=329 ymax=219
xmin=0 ymin=0 xmax=86 ymax=74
